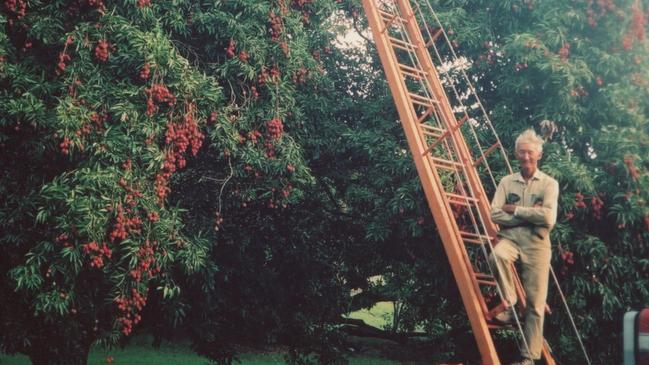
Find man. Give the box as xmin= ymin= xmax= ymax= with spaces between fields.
xmin=489 ymin=129 xmax=559 ymax=365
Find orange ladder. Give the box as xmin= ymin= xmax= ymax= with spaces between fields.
xmin=359 ymin=0 xmax=556 ymax=364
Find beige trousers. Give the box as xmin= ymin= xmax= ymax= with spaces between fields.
xmin=489 ymin=235 xmax=551 ymax=360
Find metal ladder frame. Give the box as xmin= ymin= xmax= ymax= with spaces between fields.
xmin=360 ymin=1 xmax=556 ymax=363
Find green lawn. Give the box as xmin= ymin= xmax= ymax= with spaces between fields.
xmin=0 ymin=304 xmax=400 ymax=365
xmin=0 ymin=342 xmax=398 ymax=365
xmin=344 ymin=301 xmax=394 ymax=329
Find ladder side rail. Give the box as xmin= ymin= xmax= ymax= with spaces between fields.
xmin=389 ymin=2 xmax=518 ymax=327
xmin=391 ymin=8 xmax=507 ymax=323
xmin=431 ymin=137 xmax=492 ymax=312
xmin=392 ymin=0 xmax=498 ymax=242
xmin=383 ymin=2 xmax=497 ymax=255
xmin=361 ymin=1 xmax=500 ymax=364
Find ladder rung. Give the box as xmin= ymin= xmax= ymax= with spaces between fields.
xmin=425 ymin=28 xmax=444 ymax=48
xmin=378 ymin=8 xmax=415 ymax=22
xmin=473 ymin=141 xmax=501 ymax=167
xmin=487 ymin=322 xmax=507 ymax=329
xmin=421 ymin=129 xmax=442 ymax=138
xmin=486 ymin=301 xmax=510 ymax=323
xmin=445 ymin=191 xmax=479 ymax=207
xmin=419 ymin=123 xmax=444 ymax=138
xmin=398 ymin=63 xmax=427 ymax=78
xmin=428 ymin=156 xmax=464 ymax=170
xmin=400 ymin=67 xmax=425 ymax=80
xmin=409 ymin=92 xmax=439 ymax=108
xmin=418 ymin=106 xmax=435 ymax=123
xmin=378 ymin=9 xmax=407 ymax=23
xmin=477 ymin=278 xmax=498 ymax=286
xmin=459 ymin=230 xmax=494 ymax=245
xmin=388 ymin=36 xmax=418 ymax=52
xmin=475 ymin=272 xmax=494 ymax=280
xmin=422 ymin=128 xmax=451 ymax=154
xmin=420 ymin=123 xmax=444 ymax=134
xmin=446 ymin=191 xmax=478 ymax=203
xmin=423 ymin=123 xmax=464 ymax=158
xmin=421 ymin=114 xmax=466 ymax=156
xmin=378 ymin=10 xmax=406 ymax=33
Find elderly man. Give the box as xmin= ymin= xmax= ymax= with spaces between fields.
xmin=489 ymin=129 xmax=559 ymax=365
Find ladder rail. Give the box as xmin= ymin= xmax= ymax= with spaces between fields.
xmin=387 ymin=0 xmax=510 ymax=317
xmin=361 ymin=1 xmax=501 ymax=363
xmin=361 ymin=1 xmax=558 ymax=364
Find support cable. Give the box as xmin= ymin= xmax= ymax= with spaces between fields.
xmin=549 ymin=262 xmax=592 ymax=365
xmin=420 ymin=0 xmax=513 ymax=175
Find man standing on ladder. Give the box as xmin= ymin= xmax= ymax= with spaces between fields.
xmin=489 ymin=129 xmax=559 ymax=365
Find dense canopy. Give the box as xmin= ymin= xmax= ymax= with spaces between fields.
xmin=1 ymin=0 xmax=648 ymax=364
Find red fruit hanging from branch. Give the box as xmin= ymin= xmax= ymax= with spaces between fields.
xmin=139 ymin=63 xmax=150 ymax=80
xmin=94 ymin=39 xmax=110 ymax=62
xmin=155 ymin=103 xmax=203 ymax=203
xmin=82 ymin=241 xmax=112 ymax=268
xmin=56 ymin=52 xmax=71 ymax=75
xmin=59 ymin=137 xmax=73 ymax=155
xmin=144 ymin=83 xmax=176 ymax=116
xmin=591 ymin=195 xmax=604 ymax=220
xmin=225 ymin=39 xmax=236 ymax=58
xmin=624 ymin=154 xmax=640 ymax=181
xmin=558 ymin=42 xmax=570 ymax=61
xmin=575 ymin=192 xmax=587 ymax=208
xmin=266 ymin=118 xmax=284 ymax=140
xmin=238 ymin=50 xmax=249 ymax=62
xmin=4 ymin=0 xmax=27 ymax=19
xmin=269 ymin=11 xmax=283 ymax=41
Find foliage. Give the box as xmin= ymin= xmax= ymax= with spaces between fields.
xmin=0 ymin=0 xmax=317 ymax=363
xmin=2 ymin=0 xmax=649 ymax=364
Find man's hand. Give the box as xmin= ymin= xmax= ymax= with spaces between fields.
xmin=502 ymin=204 xmax=517 ymax=214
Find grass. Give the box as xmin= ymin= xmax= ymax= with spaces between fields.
xmin=0 ymin=339 xmax=399 ymax=365
xmin=0 ymin=340 xmax=208 ymax=365
xmin=0 ymin=304 xmax=401 ymax=365
xmin=344 ymin=301 xmax=394 ymax=330
xmin=0 ymin=348 xmax=398 ymax=365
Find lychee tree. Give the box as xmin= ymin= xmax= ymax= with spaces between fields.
xmin=0 ymin=0 xmax=319 ymax=364
xmin=0 ymin=5 xmax=222 ymax=365
xmin=154 ymin=0 xmax=356 ymax=362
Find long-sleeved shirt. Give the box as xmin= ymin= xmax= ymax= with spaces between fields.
xmin=490 ymin=169 xmax=559 ymax=242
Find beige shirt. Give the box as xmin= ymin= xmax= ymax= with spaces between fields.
xmin=490 ymin=169 xmax=559 ymax=243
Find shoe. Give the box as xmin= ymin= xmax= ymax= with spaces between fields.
xmin=492 ymin=307 xmax=515 ymax=325
xmin=509 ymin=357 xmax=534 ymax=365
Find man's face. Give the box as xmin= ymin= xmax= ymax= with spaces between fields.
xmin=515 ymin=142 xmax=542 ymax=172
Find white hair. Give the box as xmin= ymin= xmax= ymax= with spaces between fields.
xmin=515 ymin=129 xmax=544 ymax=153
